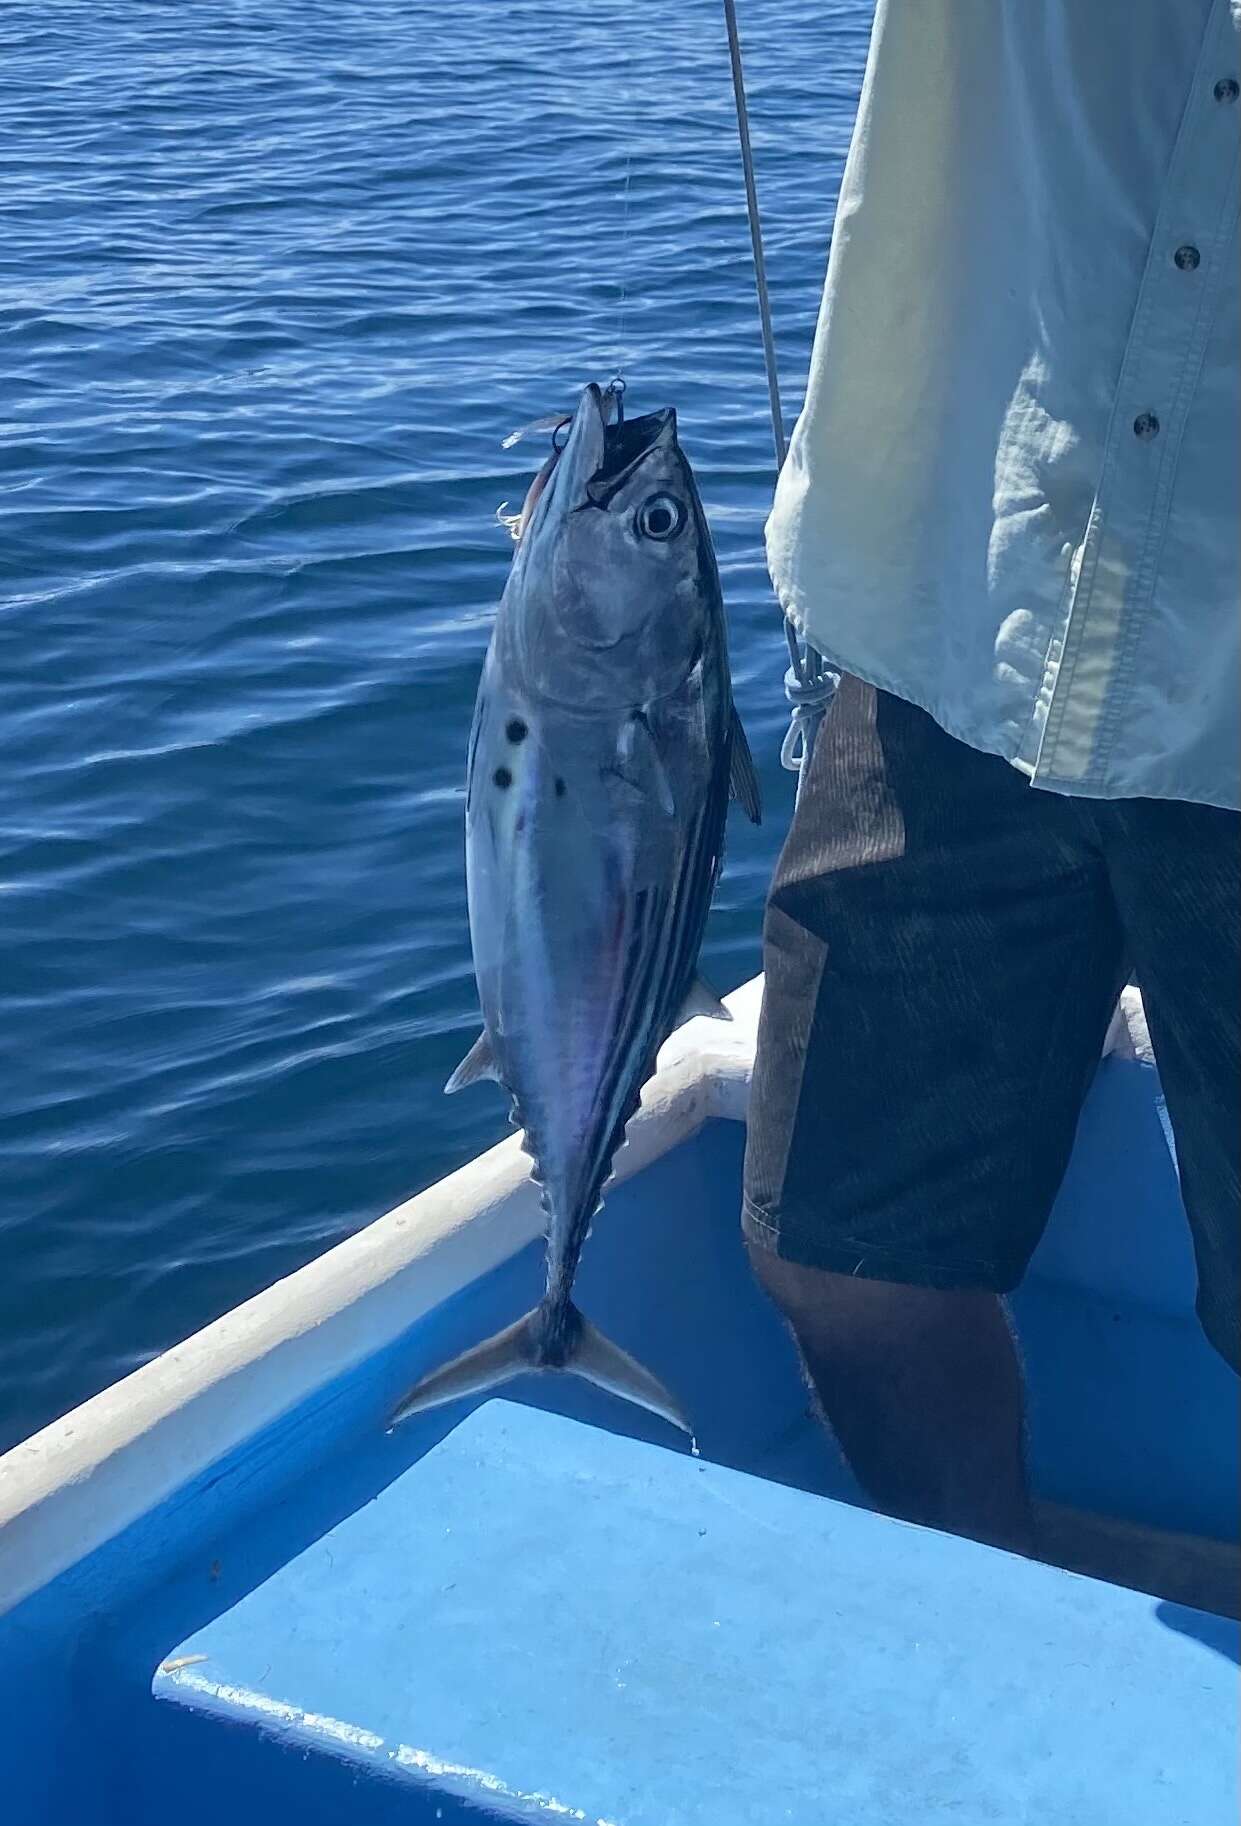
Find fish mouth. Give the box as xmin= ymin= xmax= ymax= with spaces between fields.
xmin=535 ymin=386 xmax=676 ymax=527
xmin=600 ymin=405 xmax=675 ymax=478
xmin=590 ymin=405 xmax=676 ymax=501
xmin=549 ymin=382 xmax=607 ymax=513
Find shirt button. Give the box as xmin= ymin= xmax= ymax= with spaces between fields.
xmin=1133 ymin=411 xmax=1160 ymax=440
xmin=1173 ymin=244 xmax=1201 ymax=271
xmin=1214 ymin=76 xmax=1239 ymax=102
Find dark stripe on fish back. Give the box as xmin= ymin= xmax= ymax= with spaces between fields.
xmin=540 ymin=741 xmax=730 ymax=1316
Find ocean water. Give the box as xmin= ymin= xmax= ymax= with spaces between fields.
xmin=0 ymin=0 xmax=871 ymax=1450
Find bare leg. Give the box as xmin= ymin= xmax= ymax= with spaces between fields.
xmin=751 ymin=1247 xmax=1035 ymax=1554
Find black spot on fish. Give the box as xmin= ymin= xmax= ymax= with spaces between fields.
xmin=494 ymin=766 xmax=513 ymax=789
xmin=554 ymin=777 xmax=566 ymax=797
xmin=506 ymin=717 xmax=528 ymax=744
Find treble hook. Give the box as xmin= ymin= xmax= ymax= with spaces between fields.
xmin=524 ymin=380 xmax=627 ymax=458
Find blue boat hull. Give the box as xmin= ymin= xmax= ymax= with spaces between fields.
xmin=0 ymin=988 xmax=1236 ymax=1824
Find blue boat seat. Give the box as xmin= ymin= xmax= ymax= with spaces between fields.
xmin=152 ymin=1400 xmax=1238 ymax=1826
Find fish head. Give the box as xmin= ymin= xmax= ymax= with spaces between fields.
xmin=502 ymin=384 xmax=719 ymax=708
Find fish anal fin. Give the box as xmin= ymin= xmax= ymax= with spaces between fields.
xmin=444 ymin=1029 xmax=500 ymax=1095
xmin=676 ymin=973 xmax=732 ymax=1025
xmin=729 ymin=707 xmax=762 ymax=824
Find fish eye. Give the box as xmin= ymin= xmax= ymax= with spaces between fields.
xmin=635 ymin=493 xmax=685 ymax=542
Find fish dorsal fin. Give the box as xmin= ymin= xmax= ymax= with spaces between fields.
xmin=676 ymin=973 xmax=732 ymax=1025
xmin=444 ymin=1029 xmax=500 ymax=1095
xmin=729 ymin=707 xmax=762 ymax=824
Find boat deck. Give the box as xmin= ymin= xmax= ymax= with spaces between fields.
xmin=148 ymin=1400 xmax=1238 ymax=1826
xmin=1 ymin=987 xmax=1237 ymax=1824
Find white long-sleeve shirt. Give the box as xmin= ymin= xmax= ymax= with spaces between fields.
xmin=767 ymin=0 xmax=1240 ymax=810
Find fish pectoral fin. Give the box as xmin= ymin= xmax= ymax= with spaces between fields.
xmin=569 ymin=1309 xmax=691 ymax=1434
xmin=444 ymin=1029 xmax=500 ymax=1095
xmin=611 ymin=711 xmax=676 ymax=818
xmin=390 ymin=1312 xmax=539 ymax=1425
xmin=389 ymin=1302 xmax=691 ymax=1436
xmin=676 ymin=973 xmax=732 ymax=1025
xmin=729 ymin=707 xmax=762 ymax=824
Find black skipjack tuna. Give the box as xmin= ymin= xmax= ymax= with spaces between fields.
xmin=392 ymin=383 xmax=760 ymax=1433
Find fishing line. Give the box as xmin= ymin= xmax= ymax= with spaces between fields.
xmin=722 ymin=0 xmax=838 ymax=792
xmin=608 ymin=29 xmax=636 ymax=411
xmin=613 ymin=146 xmax=633 ymax=392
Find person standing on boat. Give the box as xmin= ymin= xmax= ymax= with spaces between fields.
xmin=743 ymin=0 xmax=1240 ymax=1553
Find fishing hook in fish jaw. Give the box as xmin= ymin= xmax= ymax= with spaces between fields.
xmin=495 ymin=382 xmax=623 ymax=541
xmin=539 ymin=385 xmax=621 ymax=457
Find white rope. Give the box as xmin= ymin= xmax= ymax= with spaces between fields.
xmin=722 ymin=0 xmax=838 ymax=794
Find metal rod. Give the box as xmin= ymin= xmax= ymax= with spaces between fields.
xmin=722 ymin=0 xmax=804 ymax=680
xmin=723 ymin=0 xmax=787 ymax=473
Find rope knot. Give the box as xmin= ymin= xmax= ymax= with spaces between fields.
xmin=780 ymin=661 xmax=840 ymax=782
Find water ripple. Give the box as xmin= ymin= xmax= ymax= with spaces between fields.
xmin=0 ymin=0 xmax=871 ymax=1448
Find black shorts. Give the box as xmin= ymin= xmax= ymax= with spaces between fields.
xmin=742 ymin=675 xmax=1240 ymax=1369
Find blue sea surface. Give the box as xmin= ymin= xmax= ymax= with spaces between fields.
xmin=0 ymin=0 xmax=871 ymax=1449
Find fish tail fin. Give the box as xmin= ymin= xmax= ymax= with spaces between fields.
xmin=561 ymin=1303 xmax=691 ymax=1434
xmin=389 ymin=1310 xmax=537 ymax=1426
xmin=389 ymin=1300 xmax=690 ymax=1435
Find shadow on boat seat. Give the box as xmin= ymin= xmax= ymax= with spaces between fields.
xmin=144 ymin=1402 xmax=1239 ymax=1826
xmin=512 ymin=1037 xmax=1239 ymax=1615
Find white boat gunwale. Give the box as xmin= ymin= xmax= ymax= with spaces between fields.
xmin=0 ymin=977 xmax=1160 ymax=1618
xmin=0 ymin=978 xmax=763 ymax=1615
